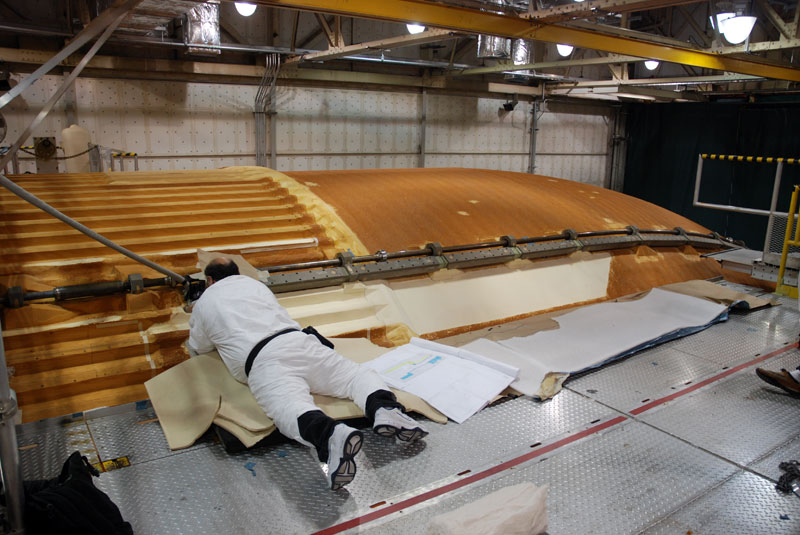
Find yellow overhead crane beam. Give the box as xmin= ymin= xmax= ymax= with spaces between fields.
xmin=260 ymin=0 xmax=800 ymax=82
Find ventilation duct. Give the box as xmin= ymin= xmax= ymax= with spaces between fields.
xmin=509 ymin=39 xmax=532 ymax=76
xmin=95 ymin=0 xmax=204 ymax=37
xmin=476 ymin=0 xmax=511 ymax=58
xmin=185 ymin=0 xmax=221 ymax=55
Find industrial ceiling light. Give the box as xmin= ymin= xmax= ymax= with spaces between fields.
xmin=234 ymin=2 xmax=257 ymax=16
xmin=644 ymin=60 xmax=660 ymax=70
xmin=719 ymin=15 xmax=757 ymax=44
xmin=406 ymin=23 xmax=426 ymax=34
xmin=709 ymin=11 xmax=735 ymax=30
xmin=556 ymin=44 xmax=574 ymax=57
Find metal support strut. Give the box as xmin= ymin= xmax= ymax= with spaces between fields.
xmin=0 ymin=325 xmax=24 ymax=534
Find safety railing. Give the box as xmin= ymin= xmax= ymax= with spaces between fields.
xmin=776 ymin=185 xmax=800 ymax=298
xmin=110 ymin=151 xmax=139 ymax=171
xmin=694 ymin=153 xmax=799 ymax=258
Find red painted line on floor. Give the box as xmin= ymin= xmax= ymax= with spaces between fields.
xmin=313 ymin=342 xmax=798 ymax=535
xmin=630 ymin=342 xmax=798 ymax=416
xmin=312 ymin=415 xmax=627 ymax=535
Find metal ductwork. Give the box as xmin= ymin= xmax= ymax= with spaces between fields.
xmin=103 ymin=0 xmax=206 ymax=36
xmin=476 ymin=0 xmax=512 ymax=58
xmin=510 ymin=39 xmax=532 ymax=76
xmin=185 ymin=0 xmax=221 ymax=55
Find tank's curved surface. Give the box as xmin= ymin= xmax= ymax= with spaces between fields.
xmin=1 ymin=167 xmax=730 ymax=421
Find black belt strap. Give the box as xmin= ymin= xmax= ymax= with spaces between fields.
xmin=244 ymin=328 xmax=299 ymax=377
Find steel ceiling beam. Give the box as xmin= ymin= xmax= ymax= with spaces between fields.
xmin=755 ymin=0 xmax=794 ymax=40
xmin=453 ymin=53 xmax=642 ymax=75
xmin=713 ymin=36 xmax=800 ymax=53
xmin=551 ymin=73 xmax=763 ymax=88
xmin=524 ymin=0 xmax=703 ymax=23
xmin=255 ymin=0 xmax=800 ymax=81
xmin=286 ymin=28 xmax=461 ymax=64
xmin=566 ymin=19 xmax=702 ymax=48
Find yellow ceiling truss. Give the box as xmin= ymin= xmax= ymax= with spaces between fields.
xmin=257 ymin=0 xmax=800 ymax=82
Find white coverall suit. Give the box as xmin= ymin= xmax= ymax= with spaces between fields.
xmin=187 ymin=275 xmax=388 ymax=447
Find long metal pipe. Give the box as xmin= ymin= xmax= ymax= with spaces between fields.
xmin=103 ymin=36 xmax=475 ymax=70
xmin=0 ymin=0 xmax=143 ymax=110
xmin=0 ymin=325 xmax=25 ymax=533
xmin=2 ymin=226 xmax=730 ymax=305
xmin=0 ymin=174 xmax=186 ymax=283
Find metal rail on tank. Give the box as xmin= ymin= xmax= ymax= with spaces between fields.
xmin=0 ymin=226 xmax=735 ymax=307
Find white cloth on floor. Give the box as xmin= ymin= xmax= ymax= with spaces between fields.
xmin=427 ymin=482 xmax=548 ymax=535
xmin=247 ymin=330 xmax=386 ymax=446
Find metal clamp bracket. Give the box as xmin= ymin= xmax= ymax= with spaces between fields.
xmin=128 ymin=273 xmax=144 ymax=294
xmin=336 ymin=251 xmax=358 ymax=281
xmin=5 ymin=286 xmax=24 ymax=308
xmin=0 ymin=396 xmax=18 ymax=424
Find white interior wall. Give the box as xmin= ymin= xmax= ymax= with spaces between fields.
xmin=534 ymin=101 xmax=612 ymax=187
xmin=426 ymin=94 xmax=530 ymax=171
xmin=4 ymin=74 xmax=611 ymax=186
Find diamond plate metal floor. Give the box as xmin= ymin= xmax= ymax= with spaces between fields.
xmin=9 ymin=283 xmax=800 ymax=535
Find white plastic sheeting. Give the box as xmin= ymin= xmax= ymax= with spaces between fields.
xmin=463 ymin=288 xmax=728 ymax=398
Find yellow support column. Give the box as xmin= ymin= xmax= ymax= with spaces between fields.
xmin=776 ymin=185 xmax=800 ymax=298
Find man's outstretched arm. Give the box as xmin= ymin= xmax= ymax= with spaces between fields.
xmin=187 ymin=308 xmax=215 ymax=355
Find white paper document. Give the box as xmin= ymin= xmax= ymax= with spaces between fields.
xmin=365 ymin=338 xmax=518 ymax=423
xmin=459 ymin=338 xmax=550 ymax=398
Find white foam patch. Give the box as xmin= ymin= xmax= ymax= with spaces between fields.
xmin=386 ymin=254 xmax=611 ymax=335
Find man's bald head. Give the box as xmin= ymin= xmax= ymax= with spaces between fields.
xmin=204 ymin=257 xmax=240 ymax=285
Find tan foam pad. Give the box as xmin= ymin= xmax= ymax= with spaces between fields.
xmin=144 ymin=354 xmax=227 ymax=450
xmin=196 ymin=249 xmax=262 ymax=281
xmin=146 ymin=337 xmax=445 ymax=450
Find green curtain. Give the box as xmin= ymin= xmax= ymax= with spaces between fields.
xmin=623 ymin=101 xmax=800 ymax=250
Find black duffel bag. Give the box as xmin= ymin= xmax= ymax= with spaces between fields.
xmin=13 ymin=451 xmax=134 ymax=535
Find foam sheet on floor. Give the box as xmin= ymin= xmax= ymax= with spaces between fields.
xmin=145 ymin=337 xmax=446 ymax=450
xmin=463 ymin=288 xmax=730 ymax=399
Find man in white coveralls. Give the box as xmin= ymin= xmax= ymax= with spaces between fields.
xmin=187 ymin=257 xmax=428 ymax=490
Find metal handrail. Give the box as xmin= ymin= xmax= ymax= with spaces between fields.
xmin=776 ymin=185 xmax=800 ymax=298
xmin=693 ymin=153 xmax=792 ymax=258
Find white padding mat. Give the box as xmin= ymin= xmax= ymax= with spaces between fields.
xmin=463 ymin=288 xmax=728 ymax=398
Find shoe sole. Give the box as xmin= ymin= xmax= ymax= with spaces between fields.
xmin=330 ymin=431 xmax=363 ymax=491
xmin=374 ymin=424 xmax=429 ymax=442
xmin=756 ymin=369 xmax=800 ymax=396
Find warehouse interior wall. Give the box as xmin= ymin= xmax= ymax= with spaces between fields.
xmin=623 ymin=101 xmax=800 ymax=249
xmin=5 ymin=75 xmax=612 ymax=187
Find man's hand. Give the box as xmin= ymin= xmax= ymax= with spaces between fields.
xmin=183 ymin=303 xmax=195 ymax=313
